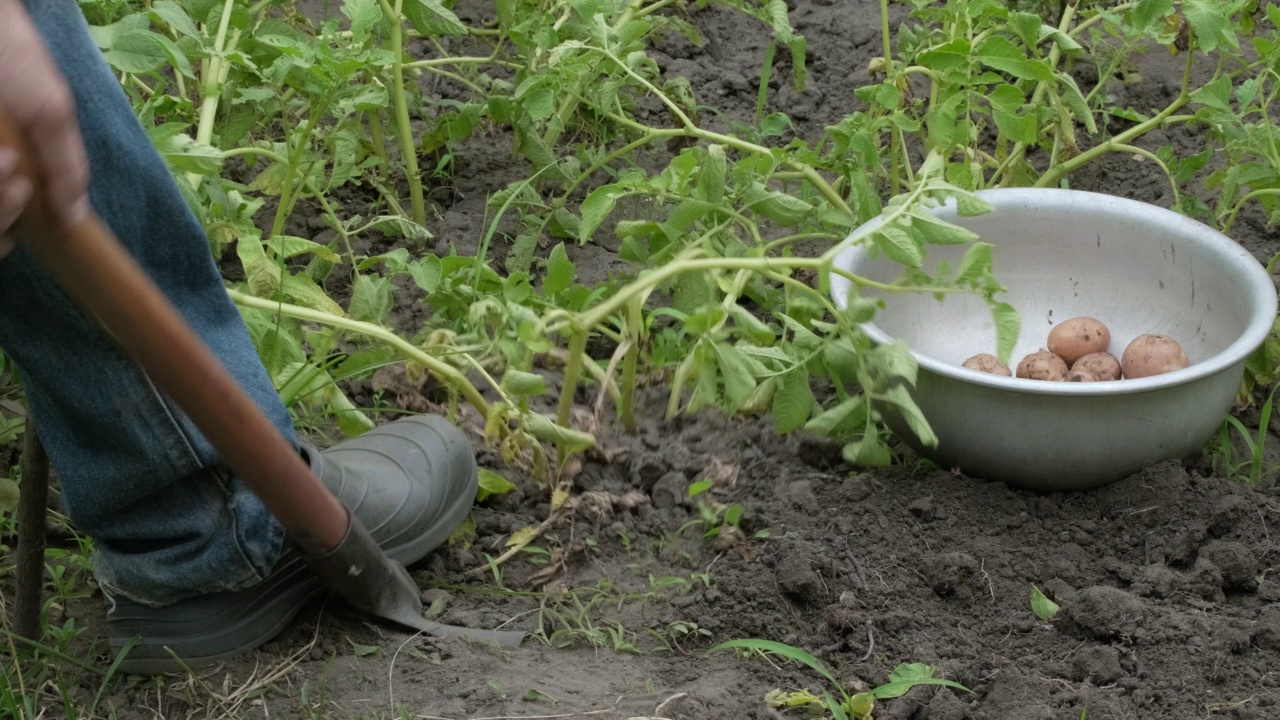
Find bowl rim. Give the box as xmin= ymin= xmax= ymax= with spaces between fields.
xmin=829 ymin=188 xmax=1279 ymax=397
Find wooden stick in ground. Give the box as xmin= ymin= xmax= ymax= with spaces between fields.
xmin=0 ymin=111 xmax=349 ymax=557
xmin=14 ymin=422 xmax=49 ymax=640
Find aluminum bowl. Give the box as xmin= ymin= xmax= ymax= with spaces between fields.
xmin=829 ymin=188 xmax=1278 ymax=492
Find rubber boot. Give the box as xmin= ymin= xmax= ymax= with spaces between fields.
xmin=103 ymin=415 xmax=478 ymax=674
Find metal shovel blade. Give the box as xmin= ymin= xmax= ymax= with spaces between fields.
xmin=307 ymin=513 xmax=526 ymax=649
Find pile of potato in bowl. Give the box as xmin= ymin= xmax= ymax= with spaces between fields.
xmin=962 ymin=316 xmax=1190 ymax=382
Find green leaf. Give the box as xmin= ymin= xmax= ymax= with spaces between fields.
xmin=842 ymin=434 xmax=892 ymax=467
xmin=716 ymin=342 xmax=758 ymax=412
xmin=869 ymin=341 xmax=918 ymax=386
xmin=1183 ymin=0 xmax=1237 ymax=53
xmin=975 ymin=35 xmax=1053 ymax=81
xmin=773 ymin=368 xmax=814 ymax=434
xmin=151 ymin=0 xmax=200 ymax=39
xmin=371 ymin=215 xmax=433 ymax=242
xmin=154 ymin=132 xmax=224 ymax=175
xmin=524 ymin=413 xmax=595 ymax=452
xmin=878 ymin=384 xmax=938 ymax=448
xmin=955 ymin=242 xmax=994 ymax=287
xmin=804 ymin=395 xmax=866 ymax=437
xmin=349 ymin=274 xmax=394 ymax=324
xmin=268 ymin=236 xmax=341 ymax=262
xmin=674 ymin=271 xmax=713 ymax=315
xmin=502 ymin=369 xmax=547 ymax=397
xmin=742 ymin=185 xmax=814 ymax=226
xmin=104 ymin=29 xmax=170 ymax=74
xmin=909 ymin=212 xmax=979 ymax=245
xmin=522 ymin=85 xmax=557 ymax=122
xmin=1031 ymin=585 xmax=1061 ymax=621
xmin=697 ymin=145 xmax=727 ymax=204
xmin=1009 ymin=12 xmax=1043 ymax=49
xmin=343 ymin=0 xmax=382 ymax=41
xmin=874 ymin=224 xmax=924 ymax=268
xmin=917 ymin=38 xmax=971 ymax=73
xmin=0 ymin=476 xmax=18 ymax=514
xmin=477 ymin=468 xmax=518 ymax=502
xmin=281 ymin=273 xmax=345 ymax=316
xmin=955 ymin=192 xmax=993 ymax=217
xmin=237 ymin=235 xmax=282 ymax=297
xmin=987 ymin=84 xmax=1038 ymax=144
xmin=1054 ymin=71 xmax=1097 ymax=134
xmin=724 ymin=504 xmax=744 ymax=527
xmin=728 ymin=306 xmax=774 ymax=345
xmin=408 ymin=256 xmax=443 ymax=294
xmin=688 ymin=479 xmax=712 ymax=497
xmin=709 ymin=640 xmax=843 ymax=692
xmin=543 ymin=243 xmax=576 ymax=296
xmin=401 ymin=0 xmax=467 ymax=36
xmin=992 ymin=301 xmax=1021 ymax=366
xmin=1131 ymin=0 xmax=1174 ymax=30
xmin=348 ymin=639 xmax=380 ymax=657
xmin=579 ymin=184 xmax=621 ymax=243
xmin=871 ymin=663 xmax=970 ymax=699
xmin=1190 ymin=74 xmax=1232 ymax=111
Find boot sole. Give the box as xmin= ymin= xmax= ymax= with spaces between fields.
xmin=113 ymin=422 xmax=479 ymax=675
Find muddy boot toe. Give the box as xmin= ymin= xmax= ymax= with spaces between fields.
xmin=107 ymin=415 xmax=477 ymax=674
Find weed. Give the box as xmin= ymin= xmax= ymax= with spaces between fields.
xmin=712 ymin=638 xmax=969 ymax=720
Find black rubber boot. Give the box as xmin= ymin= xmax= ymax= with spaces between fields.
xmin=104 ymin=415 xmax=478 ymax=675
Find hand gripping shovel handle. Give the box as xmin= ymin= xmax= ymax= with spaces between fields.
xmin=0 ymin=111 xmax=524 ymax=650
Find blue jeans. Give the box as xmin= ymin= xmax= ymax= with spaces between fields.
xmin=3 ymin=0 xmax=293 ymax=607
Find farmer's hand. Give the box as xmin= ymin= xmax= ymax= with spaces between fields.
xmin=0 ymin=0 xmax=91 ymax=258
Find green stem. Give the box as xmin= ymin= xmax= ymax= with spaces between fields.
xmin=1069 ymin=1 xmax=1138 ymax=38
xmin=634 ymin=0 xmax=678 ymax=18
xmin=990 ymin=0 xmax=1079 ymax=187
xmin=228 ymin=290 xmax=492 ymax=417
xmin=368 ymin=109 xmax=391 ymax=180
xmin=378 ymin=0 xmax=427 ymax=225
xmin=405 ymin=55 xmax=521 ymax=70
xmin=223 ymin=147 xmax=357 ymax=265
xmin=1223 ymin=188 xmax=1280 ymax=235
xmin=556 ymin=329 xmax=590 ymax=462
xmin=880 ymin=0 xmax=899 ymax=194
xmin=269 ymin=106 xmax=328 ymax=240
xmin=1034 ymin=48 xmax=1194 ymax=189
xmin=619 ymin=298 xmax=641 ymax=433
xmin=188 ymin=0 xmax=238 ymax=188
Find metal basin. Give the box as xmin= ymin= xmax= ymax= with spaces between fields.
xmin=829 ymin=188 xmax=1278 ymax=492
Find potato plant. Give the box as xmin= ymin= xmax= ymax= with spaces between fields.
xmin=72 ymin=0 xmax=1280 ymax=498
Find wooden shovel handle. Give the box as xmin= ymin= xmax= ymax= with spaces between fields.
xmin=0 ymin=110 xmax=349 ymax=555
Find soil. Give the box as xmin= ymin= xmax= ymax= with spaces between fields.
xmin=19 ymin=1 xmax=1280 ymax=719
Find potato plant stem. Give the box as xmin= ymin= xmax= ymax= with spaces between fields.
xmin=189 ymin=0 xmax=239 ymax=188
xmin=367 ymin=109 xmax=392 ymax=180
xmin=1223 ymin=189 xmax=1280 ymax=235
xmin=990 ymin=0 xmax=1079 ymax=187
xmin=879 ymin=0 xmax=899 ymax=195
xmin=1035 ymin=48 xmax=1194 ymax=189
xmin=227 ymin=290 xmax=492 ymax=417
xmin=556 ymin=329 xmax=590 ymax=461
xmin=378 ymin=0 xmax=427 ymax=226
xmin=619 ymin=298 xmax=641 ymax=433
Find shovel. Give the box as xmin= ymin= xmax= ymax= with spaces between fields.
xmin=0 ymin=111 xmax=523 ymax=650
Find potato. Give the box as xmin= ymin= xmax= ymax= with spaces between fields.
xmin=1065 ymin=369 xmax=1097 ymax=382
xmin=962 ymin=353 xmax=1012 ymax=376
xmin=1121 ymin=334 xmax=1189 ymax=379
xmin=1047 ymin=317 xmax=1112 ymax=366
xmin=1016 ymin=350 xmax=1068 ymax=381
xmin=1071 ymin=352 xmax=1122 ymax=382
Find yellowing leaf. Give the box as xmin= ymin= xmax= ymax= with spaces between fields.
xmin=506 ymin=526 xmax=540 ymax=548
xmin=551 ymin=487 xmax=570 ymax=510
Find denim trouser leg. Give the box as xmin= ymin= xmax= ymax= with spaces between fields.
xmin=0 ymin=0 xmax=296 ymax=607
